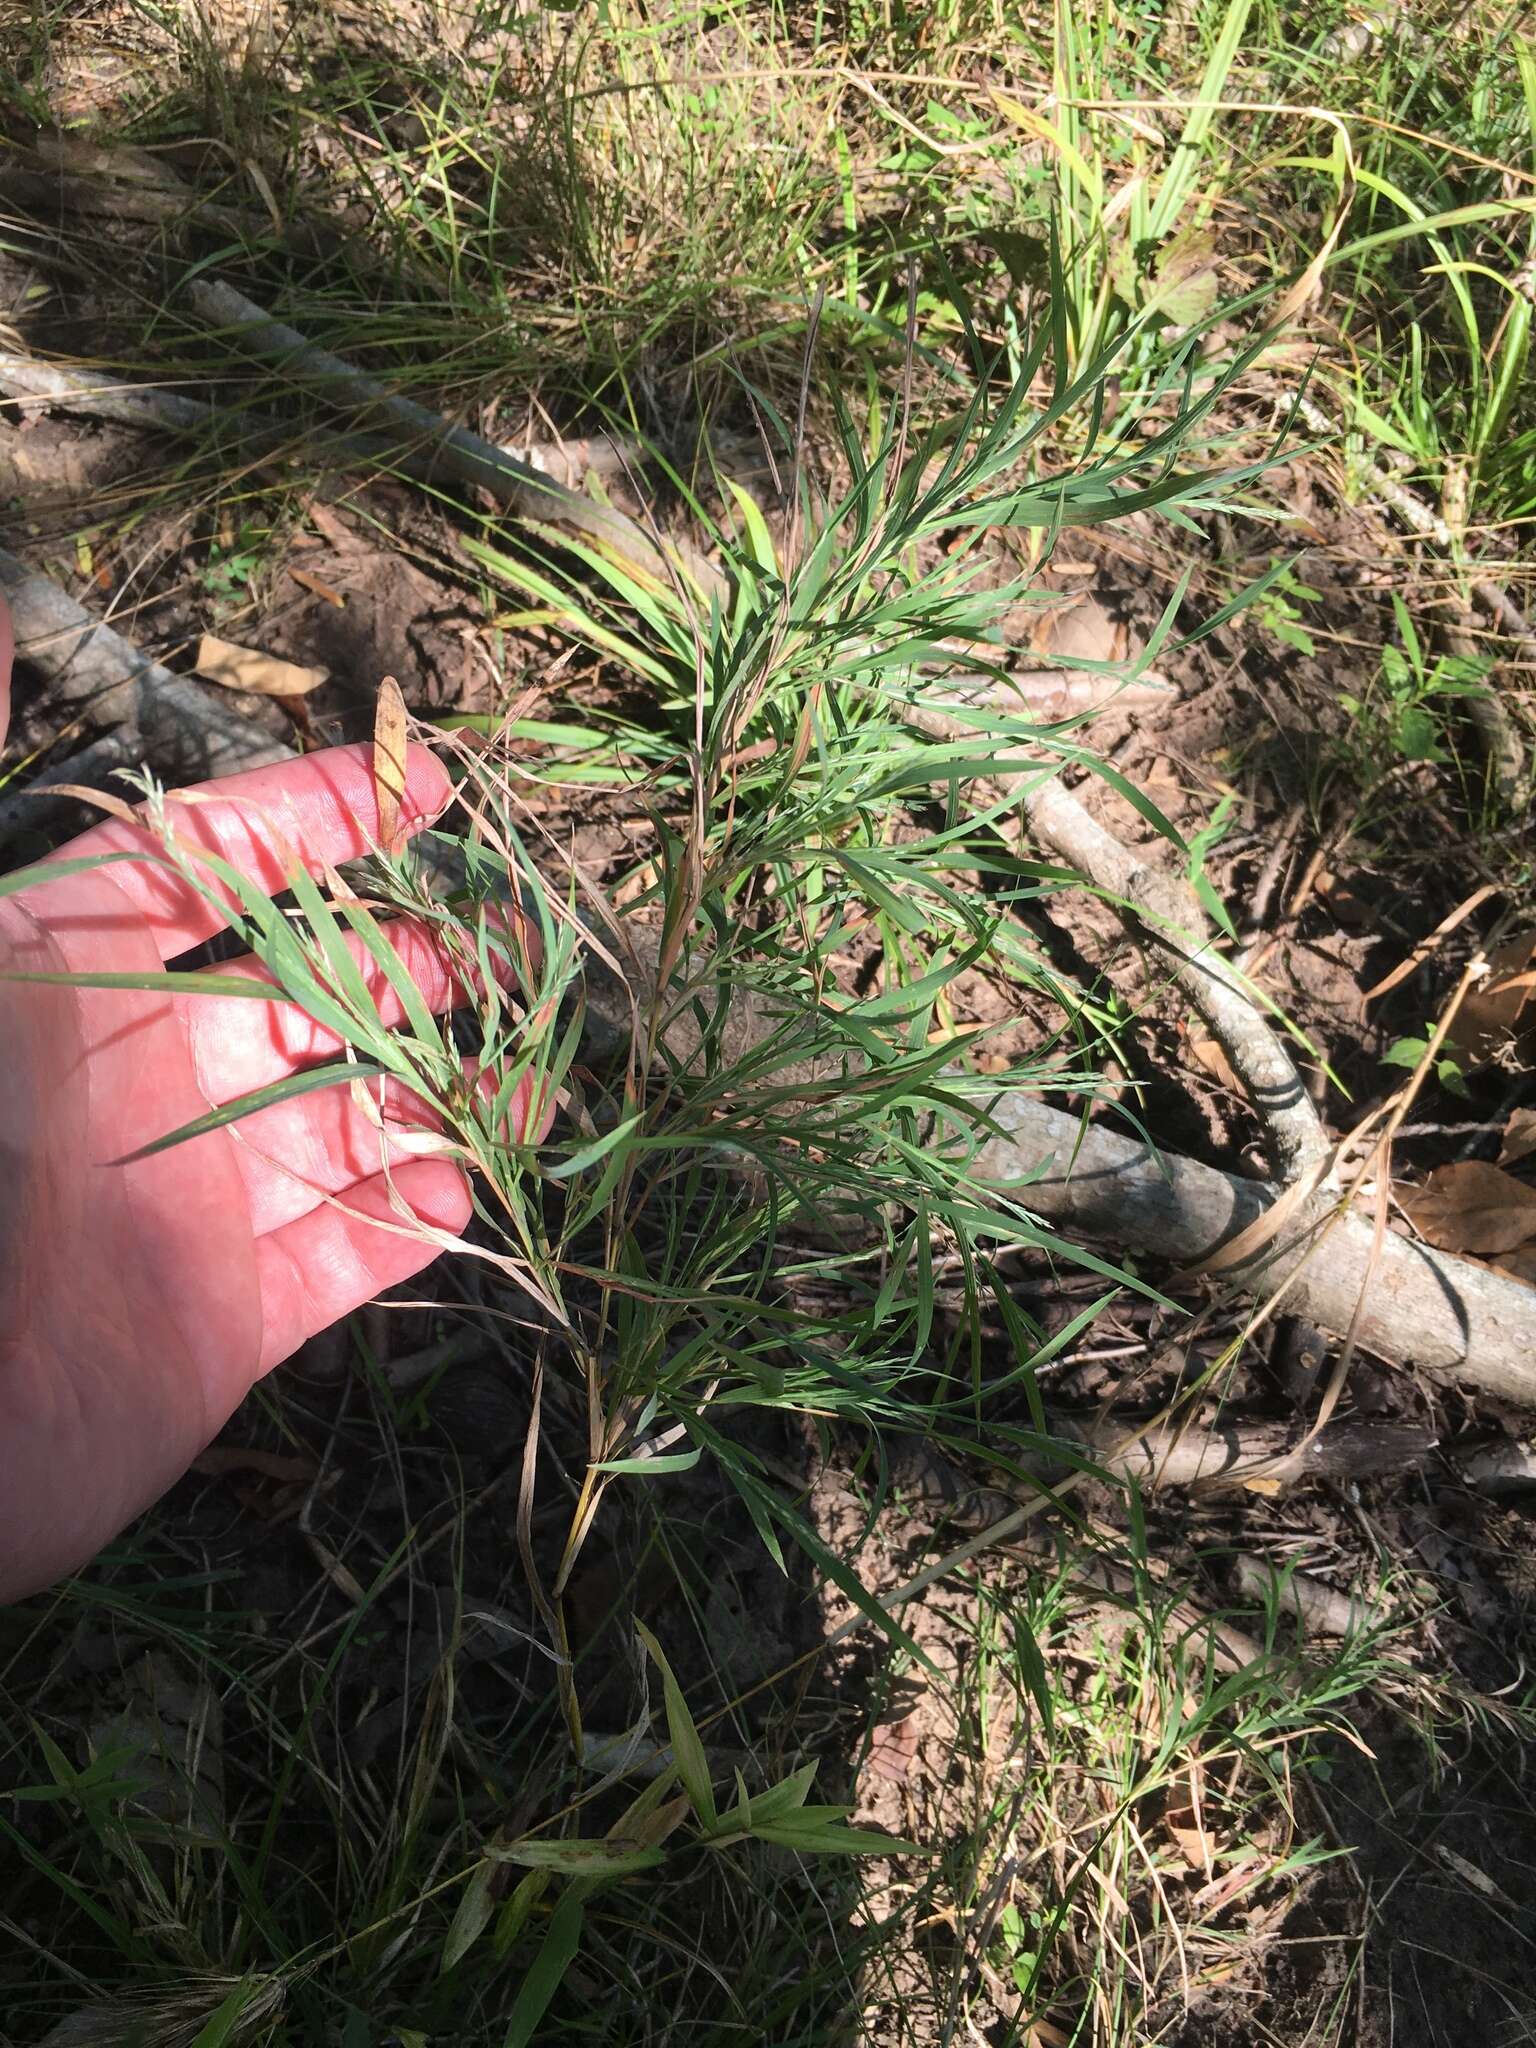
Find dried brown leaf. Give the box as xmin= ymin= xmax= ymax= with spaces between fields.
xmin=867 ymin=1713 xmax=921 ymax=1783
xmin=1163 ymin=1804 xmax=1216 ymax=1872
xmin=373 ymin=674 xmax=409 ymax=854
xmin=289 ymin=565 xmax=346 ymax=608
xmin=1451 ymin=927 xmax=1536 ymax=1066
xmin=1187 ymin=1024 xmax=1241 ymax=1093
xmin=195 ymin=633 xmax=328 ymax=697
xmin=1501 ymin=1107 xmax=1536 ymax=1167
xmin=1399 ymin=1160 xmax=1536 ymax=1257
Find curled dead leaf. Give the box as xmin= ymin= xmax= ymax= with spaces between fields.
xmin=1163 ymin=1804 xmax=1217 ymax=1872
xmin=867 ymin=1712 xmax=921 ymax=1784
xmin=289 ymin=565 xmax=346 ymax=608
xmin=1186 ymin=1023 xmax=1241 ymax=1093
xmin=1501 ymin=1107 xmax=1536 ymax=1167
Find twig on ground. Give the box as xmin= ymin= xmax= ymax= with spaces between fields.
xmin=565 ymin=909 xmax=1536 ymax=1404
xmin=1233 ymin=1556 xmax=1387 ymax=1635
xmin=0 ymin=730 xmax=133 ymax=842
xmin=1064 ymin=1414 xmax=1435 ymax=1492
xmin=182 ymin=278 xmax=720 ymax=596
xmin=896 ymin=695 xmax=1332 ymax=1187
xmin=965 ymin=1089 xmax=1536 ymax=1408
xmin=0 ymin=351 xmax=642 ymax=493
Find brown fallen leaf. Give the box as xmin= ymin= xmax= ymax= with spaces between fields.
xmin=1501 ymin=1107 xmax=1536 ymax=1167
xmin=1163 ymin=1803 xmax=1217 ymax=1872
xmin=1031 ymin=593 xmax=1126 ymax=666
xmin=289 ymin=565 xmax=346 ymax=608
xmin=305 ymin=501 xmax=358 ymax=549
xmin=1399 ymin=1159 xmax=1536 ymax=1257
xmin=1312 ymin=868 xmax=1372 ymax=929
xmin=1493 ymin=1244 xmax=1536 ymax=1286
xmin=1451 ymin=926 xmax=1536 ymax=1066
xmin=1186 ymin=1023 xmax=1241 ymax=1094
xmin=373 ymin=674 xmax=409 ymax=853
xmin=195 ymin=633 xmax=328 ymax=697
xmin=866 ymin=1712 xmax=921 ymax=1783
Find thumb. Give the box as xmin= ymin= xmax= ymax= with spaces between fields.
xmin=0 ymin=591 xmax=11 ymax=752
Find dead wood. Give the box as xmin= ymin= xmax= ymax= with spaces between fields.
xmin=0 ymin=352 xmax=641 ymax=495
xmin=895 ymin=694 xmax=1332 ymax=1186
xmin=0 ymin=550 xmax=292 ymax=816
xmin=182 ymin=278 xmax=720 ymax=596
xmin=969 ymin=1089 xmax=1536 ymax=1407
xmin=1062 ymin=1413 xmax=1436 ymax=1491
xmin=1232 ymin=1556 xmax=1386 ymax=1635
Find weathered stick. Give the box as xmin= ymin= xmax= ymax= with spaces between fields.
xmin=899 ymin=696 xmax=1332 ymax=1186
xmin=968 ymin=1088 xmax=1536 ymax=1407
xmin=0 ymin=354 xmax=216 ymax=434
xmin=1063 ymin=1413 xmax=1436 ymax=1490
xmin=1233 ymin=1556 xmax=1385 ymax=1635
xmin=560 ymin=892 xmax=1536 ymax=1403
xmin=0 ymin=352 xmax=641 ymax=494
xmin=0 ymin=731 xmax=134 ymax=843
xmin=0 ymin=550 xmax=293 ymax=794
xmin=183 ymin=278 xmax=718 ymax=594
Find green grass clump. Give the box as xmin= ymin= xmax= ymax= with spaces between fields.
xmin=5 ymin=0 xmax=1536 ymax=2040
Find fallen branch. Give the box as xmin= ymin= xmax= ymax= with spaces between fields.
xmin=969 ymin=1088 xmax=1536 ymax=1408
xmin=0 ymin=351 xmax=641 ymax=494
xmin=183 ymin=278 xmax=719 ymax=596
xmin=0 ymin=549 xmax=293 ymax=810
xmin=562 ymin=890 xmax=1536 ymax=1403
xmin=0 ymin=731 xmax=133 ymax=843
xmin=1062 ymin=1413 xmax=1436 ymax=1491
xmin=900 ymin=696 xmax=1332 ymax=1187
xmin=1233 ymin=1556 xmax=1386 ymax=1636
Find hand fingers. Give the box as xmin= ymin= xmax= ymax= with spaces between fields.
xmin=229 ymin=1053 xmax=551 ymax=1236
xmin=186 ymin=910 xmax=509 ymax=1104
xmin=223 ymin=1072 xmax=452 ymax=1236
xmin=51 ymin=741 xmax=452 ymax=961
xmin=254 ymin=1157 xmax=472 ymax=1374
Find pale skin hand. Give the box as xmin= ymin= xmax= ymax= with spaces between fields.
xmin=0 ymin=600 xmax=490 ymax=1600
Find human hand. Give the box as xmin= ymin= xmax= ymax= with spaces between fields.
xmin=0 ymin=601 xmax=488 ymax=1600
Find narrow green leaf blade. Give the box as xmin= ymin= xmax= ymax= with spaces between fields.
xmin=110 ymin=1060 xmax=385 ymax=1164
